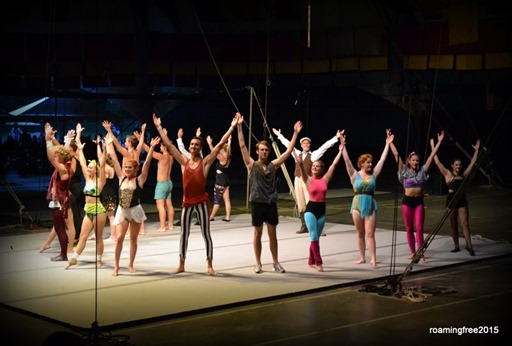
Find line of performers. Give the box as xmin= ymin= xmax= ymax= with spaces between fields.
xmin=41 ymin=113 xmax=480 ymax=276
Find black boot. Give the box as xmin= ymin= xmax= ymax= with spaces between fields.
xmin=296 ymin=212 xmax=308 ymax=234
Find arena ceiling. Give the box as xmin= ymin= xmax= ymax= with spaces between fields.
xmin=1 ymin=0 xmax=511 ymax=123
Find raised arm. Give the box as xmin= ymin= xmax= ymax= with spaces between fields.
xmin=138 ymin=136 xmax=160 ymax=186
xmin=424 ymin=131 xmax=445 ymax=172
xmin=293 ymin=150 xmax=309 ymax=185
xmin=236 ymin=115 xmax=254 ymax=170
xmin=206 ymin=135 xmax=215 ymax=152
xmin=102 ymin=120 xmax=127 ymax=157
xmin=74 ymin=123 xmax=89 ymax=179
xmin=373 ymin=129 xmax=394 ymax=178
xmin=311 ymin=130 xmax=341 ymax=161
xmin=63 ymin=129 xmax=76 ymax=148
xmin=464 ymin=139 xmax=480 ymax=177
xmin=152 ymin=114 xmax=187 ymax=166
xmin=389 ymin=141 xmax=404 ymax=173
xmin=272 ymin=127 xmax=300 ymax=159
xmin=323 ymin=140 xmax=344 ymax=184
xmin=203 ymin=114 xmax=238 ymax=167
xmin=98 ymin=139 xmax=107 ymax=189
xmin=44 ymin=123 xmax=65 ymax=173
xmin=341 ymin=131 xmax=357 ymax=182
xmin=430 ymin=138 xmax=450 ymax=180
xmin=132 ymin=123 xmax=146 ymax=160
xmin=273 ymin=120 xmax=302 ymax=167
xmin=176 ymin=128 xmax=192 ymax=159
xmin=105 ymin=133 xmax=123 ymax=179
xmin=135 ymin=128 xmax=163 ymax=160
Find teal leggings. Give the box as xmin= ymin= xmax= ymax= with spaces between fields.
xmin=304 ymin=212 xmax=326 ymax=241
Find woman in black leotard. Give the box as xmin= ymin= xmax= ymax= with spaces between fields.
xmin=431 ymin=137 xmax=480 ymax=256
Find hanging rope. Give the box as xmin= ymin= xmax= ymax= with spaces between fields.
xmin=192 ymin=6 xmax=240 ymax=114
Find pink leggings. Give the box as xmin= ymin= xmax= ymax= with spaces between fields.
xmin=401 ymin=203 xmax=425 ymax=254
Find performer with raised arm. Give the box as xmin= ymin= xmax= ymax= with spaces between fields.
xmin=341 ymin=129 xmax=394 ymax=269
xmin=272 ymin=128 xmax=341 ymax=234
xmin=431 ymin=135 xmax=480 ymax=256
xmin=206 ymin=134 xmax=232 ymax=222
xmin=153 ymin=113 xmax=239 ymax=276
xmin=389 ymin=131 xmax=445 ymax=262
xmin=136 ymin=128 xmax=176 ymax=232
xmin=44 ymin=123 xmax=75 ymax=262
xmin=238 ymin=114 xmax=302 ymax=274
xmin=108 ymin=133 xmax=160 ymax=276
xmin=66 ymin=124 xmax=108 ymax=269
xmin=295 ymin=136 xmax=344 ymax=271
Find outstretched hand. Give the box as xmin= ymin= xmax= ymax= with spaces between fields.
xmin=340 ymin=130 xmax=346 ymax=145
xmin=294 ymin=121 xmax=303 ymax=133
xmin=429 ymin=138 xmax=435 ymax=150
xmin=150 ymin=137 xmax=161 ymax=147
xmin=152 ymin=113 xmax=161 ymax=127
xmin=272 ymin=128 xmax=281 ymax=136
xmin=231 ymin=113 xmax=240 ymax=127
xmin=44 ymin=123 xmax=56 ymax=140
xmin=473 ymin=139 xmax=481 ymax=151
xmin=385 ymin=128 xmax=394 ymax=144
xmin=102 ymin=120 xmax=112 ymax=131
xmin=93 ymin=134 xmax=102 ymax=145
xmin=437 ymin=131 xmax=445 ymax=142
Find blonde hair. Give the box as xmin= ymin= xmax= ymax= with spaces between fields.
xmin=54 ymin=145 xmax=72 ymax=162
xmin=223 ymin=143 xmax=232 ymax=157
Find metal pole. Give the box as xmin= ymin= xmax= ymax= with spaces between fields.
xmin=245 ymin=87 xmax=254 ymax=210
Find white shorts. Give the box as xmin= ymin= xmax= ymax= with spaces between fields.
xmin=113 ymin=204 xmax=147 ymax=225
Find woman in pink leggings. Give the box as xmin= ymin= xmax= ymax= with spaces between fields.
xmin=389 ymin=131 xmax=444 ymax=261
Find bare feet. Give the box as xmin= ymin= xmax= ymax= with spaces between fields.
xmin=128 ymin=266 xmax=136 ymax=273
xmin=167 ymin=226 xmax=174 ymax=231
xmin=39 ymin=244 xmax=50 ymax=253
xmin=316 ymin=265 xmax=324 ymax=272
xmin=408 ymin=254 xmax=414 ymax=260
xmin=208 ymin=267 xmax=216 ymax=276
xmin=171 ymin=266 xmax=185 ymax=274
xmin=112 ymin=267 xmax=119 ymax=276
xmin=96 ymin=260 xmax=103 ymax=268
xmin=421 ymin=256 xmax=428 ymax=263
xmin=355 ymin=258 xmax=366 ymax=264
xmin=65 ymin=258 xmax=77 ymax=269
xmin=370 ymin=260 xmax=378 ymax=269
xmin=156 ymin=227 xmax=167 ymax=232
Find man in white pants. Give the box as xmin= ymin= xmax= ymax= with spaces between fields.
xmin=273 ymin=129 xmax=342 ymax=234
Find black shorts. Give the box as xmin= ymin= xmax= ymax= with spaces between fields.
xmin=402 ymin=195 xmax=424 ymax=209
xmin=251 ymin=201 xmax=279 ymax=227
xmin=306 ymin=201 xmax=326 ymax=219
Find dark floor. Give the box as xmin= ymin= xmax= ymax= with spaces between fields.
xmin=1 ymin=170 xmax=512 ymax=345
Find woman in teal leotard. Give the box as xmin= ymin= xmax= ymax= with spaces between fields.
xmin=341 ymin=129 xmax=394 ymax=269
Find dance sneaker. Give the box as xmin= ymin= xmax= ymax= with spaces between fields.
xmin=273 ymin=262 xmax=286 ymax=273
xmin=254 ymin=264 xmax=263 ymax=274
